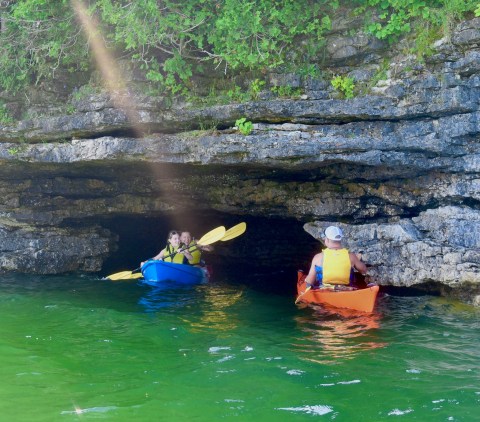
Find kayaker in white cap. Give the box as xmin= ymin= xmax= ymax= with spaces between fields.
xmin=304 ymin=225 xmax=367 ymax=289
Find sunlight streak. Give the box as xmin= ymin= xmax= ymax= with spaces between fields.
xmin=70 ymin=0 xmax=187 ymax=239
xmin=70 ymin=0 xmax=141 ymax=135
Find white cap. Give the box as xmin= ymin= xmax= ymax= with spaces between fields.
xmin=324 ymin=226 xmax=343 ymax=241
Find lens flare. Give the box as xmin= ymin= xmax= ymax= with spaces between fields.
xmin=70 ymin=0 xmax=186 ymax=235
xmin=70 ymin=0 xmax=141 ymax=135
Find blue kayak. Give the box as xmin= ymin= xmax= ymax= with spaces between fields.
xmin=140 ymin=260 xmax=208 ymax=285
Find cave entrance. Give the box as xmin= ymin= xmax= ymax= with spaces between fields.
xmin=97 ymin=212 xmax=320 ymax=295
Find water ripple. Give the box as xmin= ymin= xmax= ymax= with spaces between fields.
xmin=276 ymin=404 xmax=334 ymax=416
xmin=61 ymin=405 xmax=119 ymax=415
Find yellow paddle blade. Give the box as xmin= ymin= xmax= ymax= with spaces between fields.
xmin=221 ymin=222 xmax=247 ymax=241
xmin=197 ymin=226 xmax=226 ymax=246
xmin=106 ymin=271 xmax=143 ymax=281
xmin=106 ymin=271 xmax=134 ymax=280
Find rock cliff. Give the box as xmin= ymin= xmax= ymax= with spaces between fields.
xmin=0 ymin=17 xmax=479 ymax=303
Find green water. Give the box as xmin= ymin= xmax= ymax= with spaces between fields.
xmin=0 ymin=274 xmax=479 ymax=421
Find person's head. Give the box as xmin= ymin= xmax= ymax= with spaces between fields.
xmin=180 ymin=231 xmax=192 ymax=245
xmin=323 ymin=225 xmax=343 ymax=247
xmin=167 ymin=230 xmax=181 ymax=247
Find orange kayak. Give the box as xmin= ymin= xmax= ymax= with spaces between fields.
xmin=296 ymin=271 xmax=379 ymax=313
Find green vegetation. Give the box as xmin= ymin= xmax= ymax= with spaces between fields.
xmin=270 ymin=86 xmax=303 ymax=98
xmin=226 ymin=85 xmax=250 ymax=103
xmin=90 ymin=0 xmax=333 ymax=94
xmin=371 ymin=59 xmax=390 ymax=85
xmin=249 ymin=79 xmax=266 ymax=100
xmin=356 ymin=0 xmax=477 ymax=41
xmin=357 ymin=0 xmax=477 ymax=63
xmin=235 ymin=117 xmax=254 ymax=135
xmin=0 ymin=0 xmax=90 ymax=93
xmin=355 ymin=59 xmax=391 ymax=95
xmin=65 ymin=104 xmax=76 ymax=115
xmin=71 ymin=84 xmax=101 ymax=102
xmin=0 ymin=1 xmax=477 ymax=96
xmin=0 ymin=102 xmax=14 ymax=125
xmin=331 ymin=75 xmax=356 ymax=98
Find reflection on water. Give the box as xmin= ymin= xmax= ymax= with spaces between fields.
xmin=137 ymin=281 xmax=245 ymax=332
xmin=182 ymin=284 xmax=245 ymax=332
xmin=137 ymin=281 xmax=199 ymax=312
xmin=293 ymin=304 xmax=387 ymax=364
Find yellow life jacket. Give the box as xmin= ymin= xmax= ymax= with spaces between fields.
xmin=186 ymin=241 xmax=202 ymax=265
xmin=323 ymin=248 xmax=351 ymax=285
xmin=162 ymin=244 xmax=185 ymax=264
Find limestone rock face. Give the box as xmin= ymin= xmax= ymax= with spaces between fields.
xmin=0 ymin=17 xmax=479 ymax=304
xmin=0 ymin=217 xmax=114 ymax=273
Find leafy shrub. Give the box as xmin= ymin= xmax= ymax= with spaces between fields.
xmin=249 ymin=79 xmax=266 ymax=100
xmin=358 ymin=0 xmax=478 ymax=42
xmin=235 ymin=117 xmax=253 ymax=135
xmin=0 ymin=0 xmax=90 ymax=93
xmin=331 ymin=75 xmax=355 ymax=98
xmin=224 ymin=85 xmax=247 ymax=103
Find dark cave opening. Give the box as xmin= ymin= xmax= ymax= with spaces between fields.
xmin=98 ymin=212 xmax=321 ymax=296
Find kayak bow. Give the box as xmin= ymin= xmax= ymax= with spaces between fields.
xmin=141 ymin=259 xmax=209 ymax=285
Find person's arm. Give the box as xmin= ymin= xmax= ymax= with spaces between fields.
xmin=350 ymin=252 xmax=367 ymax=275
xmin=304 ymin=253 xmax=322 ymax=286
xmin=141 ymin=248 xmax=163 ymax=266
xmin=181 ymin=249 xmax=193 ymax=262
xmin=199 ymin=244 xmax=213 ymax=252
xmin=152 ymin=249 xmax=165 ymax=261
xmin=186 ymin=249 xmax=201 ymax=265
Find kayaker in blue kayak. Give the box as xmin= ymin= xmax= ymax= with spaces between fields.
xmin=304 ymin=225 xmax=367 ymax=289
xmin=179 ymin=231 xmax=213 ymax=266
xmin=179 ymin=231 xmax=200 ymax=265
xmin=144 ymin=230 xmax=193 ymax=265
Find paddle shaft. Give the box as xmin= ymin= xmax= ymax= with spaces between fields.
xmin=295 ymin=286 xmax=311 ymax=304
